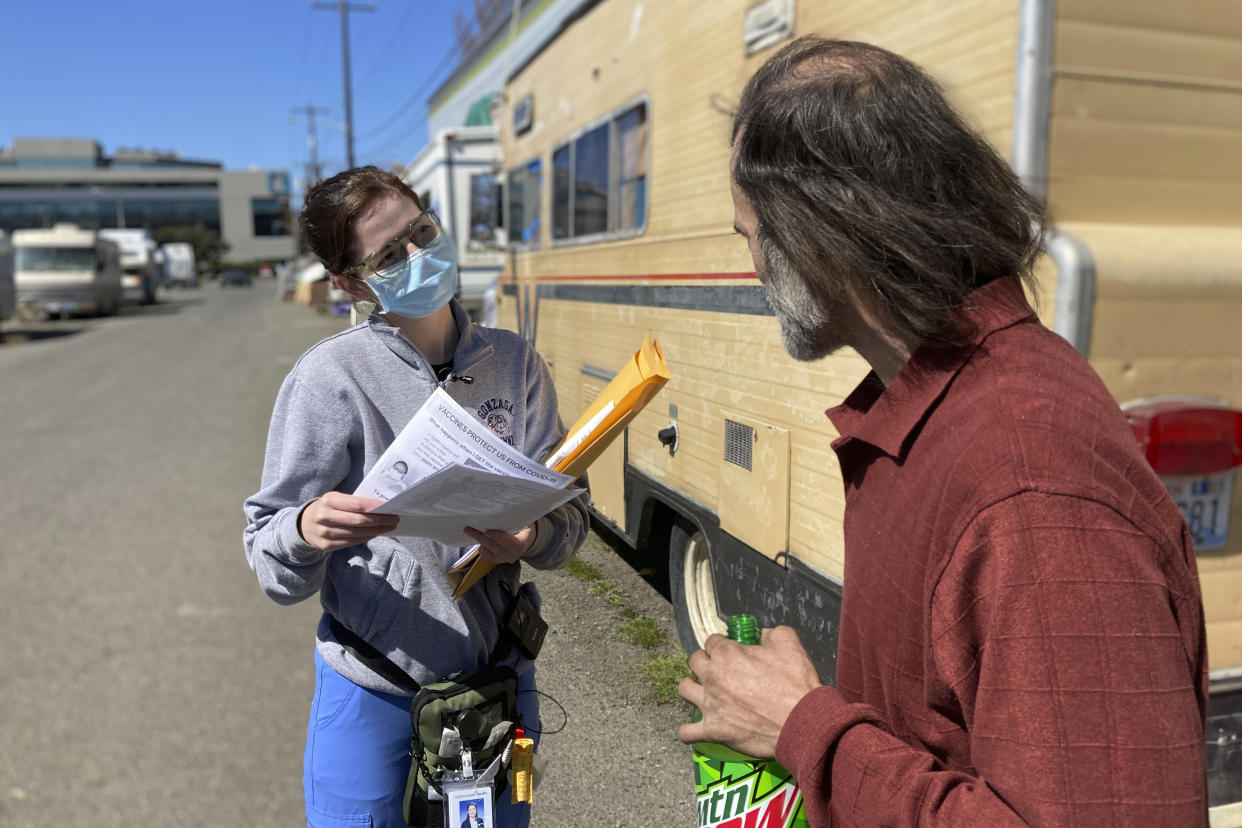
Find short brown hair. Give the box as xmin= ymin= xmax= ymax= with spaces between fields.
xmin=299 ymin=166 xmax=422 ymax=275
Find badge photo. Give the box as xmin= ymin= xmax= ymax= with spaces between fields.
xmin=447 ymin=786 xmax=493 ymax=828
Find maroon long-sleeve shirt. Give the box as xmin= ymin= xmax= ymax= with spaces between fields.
xmin=774 ymin=276 xmax=1208 ymax=826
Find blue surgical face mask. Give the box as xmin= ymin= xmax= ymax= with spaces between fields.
xmin=364 ymin=233 xmax=458 ymax=319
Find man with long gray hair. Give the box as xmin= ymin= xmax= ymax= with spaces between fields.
xmin=678 ymin=36 xmax=1207 ymax=825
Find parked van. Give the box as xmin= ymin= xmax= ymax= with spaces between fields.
xmin=12 ymin=223 xmax=123 ymax=318
xmin=160 ymin=242 xmax=197 ymax=288
xmin=0 ymin=230 xmax=15 ymax=324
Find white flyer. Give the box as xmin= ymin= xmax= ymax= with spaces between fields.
xmin=380 ymin=463 xmax=583 ymax=546
xmin=354 ymin=388 xmax=581 ymax=546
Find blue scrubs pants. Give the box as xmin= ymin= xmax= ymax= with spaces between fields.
xmin=304 ymin=648 xmax=538 ymax=828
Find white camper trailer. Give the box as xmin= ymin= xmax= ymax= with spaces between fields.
xmin=402 ymin=126 xmax=504 ymax=325
xmin=160 ymin=242 xmax=197 ymax=288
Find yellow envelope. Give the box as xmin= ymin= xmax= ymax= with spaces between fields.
xmin=450 ymin=332 xmax=671 ymax=599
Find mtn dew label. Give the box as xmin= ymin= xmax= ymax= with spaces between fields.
xmin=691 ymin=615 xmax=807 ymax=828
xmin=694 ymin=747 xmax=807 ymax=828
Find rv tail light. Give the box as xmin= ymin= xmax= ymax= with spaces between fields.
xmin=1124 ymin=400 xmax=1242 ymax=476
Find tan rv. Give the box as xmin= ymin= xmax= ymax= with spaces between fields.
xmin=12 ymin=223 xmax=123 ymax=319
xmin=494 ymin=0 xmax=1242 ymax=816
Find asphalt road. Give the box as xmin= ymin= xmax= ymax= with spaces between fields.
xmin=0 ymin=285 xmax=696 ymax=827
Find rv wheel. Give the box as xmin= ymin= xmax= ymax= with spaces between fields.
xmin=669 ymin=521 xmax=728 ymax=654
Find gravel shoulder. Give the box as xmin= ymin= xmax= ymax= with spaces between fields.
xmin=524 ymin=526 xmax=699 ymax=827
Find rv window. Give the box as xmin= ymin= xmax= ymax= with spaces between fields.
xmin=552 ymin=145 xmax=571 ymax=240
xmin=549 ymin=100 xmax=649 ymax=243
xmin=506 ymin=158 xmax=542 ymax=249
xmin=616 ymin=104 xmax=647 ymax=232
xmin=15 ymin=246 xmax=95 ymax=272
xmin=508 ymin=170 xmax=525 ymax=243
xmin=574 ymin=123 xmax=610 ymax=237
xmin=468 ymin=173 xmax=500 ymax=249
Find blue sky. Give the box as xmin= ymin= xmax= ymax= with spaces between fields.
xmin=2 ymin=0 xmax=472 ymax=186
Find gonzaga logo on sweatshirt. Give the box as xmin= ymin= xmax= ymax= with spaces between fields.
xmin=477 ymin=398 xmax=517 ymax=446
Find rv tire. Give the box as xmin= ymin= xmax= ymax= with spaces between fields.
xmin=669 ymin=521 xmax=728 ymax=654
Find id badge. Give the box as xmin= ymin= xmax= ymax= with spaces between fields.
xmin=441 ymin=777 xmax=495 ymax=828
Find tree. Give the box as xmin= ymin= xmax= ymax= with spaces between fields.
xmin=455 ymin=0 xmax=514 ymax=55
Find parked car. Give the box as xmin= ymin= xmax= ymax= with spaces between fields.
xmin=219 ymin=269 xmax=252 ymax=287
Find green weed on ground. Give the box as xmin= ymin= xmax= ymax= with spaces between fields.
xmin=639 ymin=655 xmax=695 ymax=704
xmin=563 ymin=553 xmax=692 ymax=706
xmin=563 ymin=556 xmax=601 ymax=582
xmin=618 ymin=616 xmax=666 ymax=648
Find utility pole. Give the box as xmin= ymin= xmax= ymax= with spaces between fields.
xmin=290 ymin=104 xmax=331 ymax=183
xmin=312 ymin=0 xmax=376 ymax=170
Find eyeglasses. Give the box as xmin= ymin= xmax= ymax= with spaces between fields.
xmin=345 ymin=209 xmax=441 ymax=278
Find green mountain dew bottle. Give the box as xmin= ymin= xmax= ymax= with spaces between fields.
xmin=692 ymin=615 xmax=808 ymax=828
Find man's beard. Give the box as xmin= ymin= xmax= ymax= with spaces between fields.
xmin=759 ymin=236 xmax=845 ymax=361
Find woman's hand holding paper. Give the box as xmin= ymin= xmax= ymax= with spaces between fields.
xmin=463 ymin=523 xmax=538 ymax=565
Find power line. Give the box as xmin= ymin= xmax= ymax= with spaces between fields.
xmin=291 ymin=7 xmax=317 ymax=107
xmin=290 ymin=105 xmax=332 ymax=184
xmin=357 ymin=0 xmax=523 ymax=159
xmin=312 ymin=0 xmax=377 ymax=170
xmin=353 ymin=40 xmax=459 ymax=146
xmin=296 ymin=11 xmax=337 ymax=112
xmin=353 ymin=0 xmax=426 ymax=89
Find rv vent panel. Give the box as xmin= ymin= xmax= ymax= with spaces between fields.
xmin=724 ymin=419 xmax=755 ymax=471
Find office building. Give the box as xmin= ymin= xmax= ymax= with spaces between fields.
xmin=0 ymin=137 xmax=294 ymax=263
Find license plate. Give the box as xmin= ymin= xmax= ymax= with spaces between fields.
xmin=1162 ymin=472 xmax=1234 ymax=551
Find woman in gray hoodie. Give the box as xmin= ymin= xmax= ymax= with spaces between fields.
xmin=243 ymin=166 xmax=589 ymax=828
